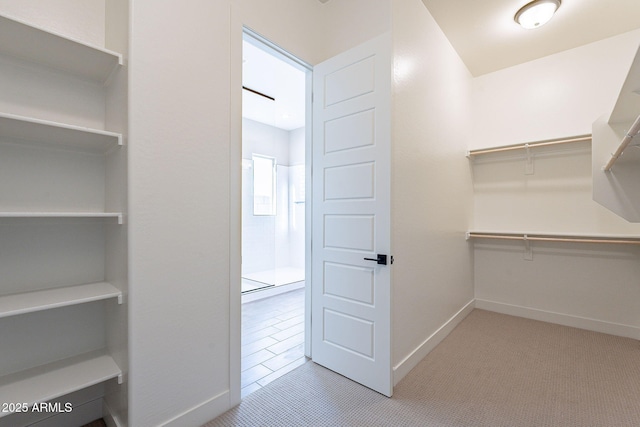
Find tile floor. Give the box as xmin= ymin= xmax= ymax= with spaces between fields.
xmin=241 ymin=287 xmax=307 ymax=398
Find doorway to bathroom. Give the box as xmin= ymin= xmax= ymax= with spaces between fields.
xmin=240 ymin=30 xmax=311 ymax=397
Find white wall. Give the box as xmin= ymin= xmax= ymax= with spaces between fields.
xmin=471 ymin=30 xmax=640 ymax=150
xmin=128 ymin=0 xmax=329 ymax=425
xmin=471 ymin=30 xmax=640 ymax=338
xmin=242 ymin=118 xmax=290 ymax=164
xmin=236 ymin=0 xmax=392 ymax=66
xmin=128 ymin=1 xmax=234 ymax=425
xmin=390 ymin=0 xmax=475 ymax=383
xmin=0 ymin=0 xmax=105 ymax=47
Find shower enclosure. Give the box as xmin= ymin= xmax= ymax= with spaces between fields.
xmin=241 ymin=119 xmax=305 ymax=293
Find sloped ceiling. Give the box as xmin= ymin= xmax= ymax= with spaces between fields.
xmin=421 ymin=0 xmax=640 ymax=76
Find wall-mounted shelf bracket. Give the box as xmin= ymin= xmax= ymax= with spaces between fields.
xmin=603 ymin=114 xmax=640 ymax=171
xmin=117 ymin=294 xmax=123 ymax=305
xmin=117 ymin=373 xmax=123 ymax=385
xmin=524 ymin=144 xmax=534 ymax=175
xmin=523 ymin=235 xmax=533 ymax=261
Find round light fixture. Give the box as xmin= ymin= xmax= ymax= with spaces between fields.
xmin=515 ymin=0 xmax=561 ymax=29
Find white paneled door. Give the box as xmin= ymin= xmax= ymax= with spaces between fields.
xmin=312 ymin=33 xmax=392 ymax=397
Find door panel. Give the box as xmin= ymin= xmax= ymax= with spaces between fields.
xmin=324 ymin=162 xmax=375 ymax=200
xmin=324 ymin=109 xmax=375 ymax=153
xmin=324 ymin=262 xmax=375 ymax=305
xmin=324 ymin=215 xmax=375 ymax=251
xmin=312 ymin=33 xmax=392 ymax=397
xmin=324 ymin=56 xmax=376 ymax=106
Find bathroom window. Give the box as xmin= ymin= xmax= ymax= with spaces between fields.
xmin=253 ymin=154 xmax=276 ymax=216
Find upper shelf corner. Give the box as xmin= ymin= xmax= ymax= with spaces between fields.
xmin=0 ymin=13 xmax=123 ymax=85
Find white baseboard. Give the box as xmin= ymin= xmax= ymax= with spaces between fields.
xmin=475 ymin=299 xmax=640 ymax=340
xmin=103 ymin=400 xmax=124 ymax=427
xmin=161 ymin=390 xmax=230 ymax=427
xmin=393 ymin=299 xmax=475 ymax=386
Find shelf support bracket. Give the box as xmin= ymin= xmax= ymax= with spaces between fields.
xmin=524 ymin=144 xmax=534 ymax=175
xmin=117 ymin=373 xmax=123 ymax=385
xmin=523 ymin=234 xmax=533 ymax=261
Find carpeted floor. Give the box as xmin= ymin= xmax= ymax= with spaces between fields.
xmin=205 ymin=309 xmax=640 ymax=427
xmin=81 ymin=419 xmax=106 ymax=427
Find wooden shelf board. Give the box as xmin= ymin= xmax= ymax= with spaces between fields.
xmin=0 ymin=13 xmax=122 ymax=85
xmin=0 ymin=350 xmax=121 ymax=418
xmin=0 ymin=282 xmax=121 ymax=319
xmin=0 ymin=112 xmax=122 ymax=153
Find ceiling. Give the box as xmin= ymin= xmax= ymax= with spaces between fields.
xmin=242 ymin=40 xmax=306 ymax=131
xmin=421 ymin=0 xmax=640 ymax=76
xmin=246 ymin=0 xmax=640 ymax=129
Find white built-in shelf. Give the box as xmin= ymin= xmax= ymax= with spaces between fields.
xmin=0 ymin=282 xmax=122 ymax=319
xmin=0 ymin=212 xmax=123 ymax=224
xmin=0 ymin=112 xmax=122 ymax=154
xmin=0 ymin=350 xmax=122 ymax=418
xmin=467 ymin=135 xmax=592 ymax=157
xmin=609 ymin=44 xmax=640 ymax=125
xmin=466 ymin=231 xmax=640 ymax=245
xmin=0 ymin=13 xmax=122 ymax=85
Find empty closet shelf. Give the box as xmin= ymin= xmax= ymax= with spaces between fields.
xmin=0 ymin=282 xmax=122 ymax=319
xmin=0 ymin=350 xmax=122 ymax=418
xmin=0 ymin=13 xmax=122 ymax=84
xmin=0 ymin=112 xmax=122 ymax=154
xmin=0 ymin=212 xmax=123 ymax=224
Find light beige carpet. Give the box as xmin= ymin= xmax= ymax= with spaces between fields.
xmin=205 ymin=309 xmax=640 ymax=426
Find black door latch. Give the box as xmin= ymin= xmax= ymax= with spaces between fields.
xmin=364 ymin=254 xmax=388 ymax=265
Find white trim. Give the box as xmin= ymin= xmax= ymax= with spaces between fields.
xmin=241 ymin=281 xmax=305 ymax=303
xmin=243 ymin=27 xmax=312 ymax=72
xmin=475 ymin=299 xmax=640 ymax=340
xmin=160 ymin=390 xmax=230 ymax=427
xmin=393 ymin=299 xmax=475 ymax=386
xmin=229 ymin=7 xmax=243 ymax=409
xmin=103 ymin=400 xmax=124 ymax=427
xmin=304 ymin=66 xmax=313 ymax=359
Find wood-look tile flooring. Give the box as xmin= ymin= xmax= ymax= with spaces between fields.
xmin=241 ymin=287 xmax=307 ymax=398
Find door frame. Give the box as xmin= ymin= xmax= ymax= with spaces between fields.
xmin=230 ymin=25 xmax=314 ymax=404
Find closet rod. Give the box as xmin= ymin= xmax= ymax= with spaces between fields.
xmin=467 ymin=135 xmax=591 ymax=157
xmin=603 ymin=114 xmax=640 ymax=171
xmin=466 ymin=232 xmax=640 ymax=245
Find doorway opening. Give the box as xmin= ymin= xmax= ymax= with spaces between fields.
xmin=240 ymin=30 xmax=311 ymax=398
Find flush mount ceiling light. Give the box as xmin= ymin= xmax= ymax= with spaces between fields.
xmin=515 ymin=0 xmax=561 ymax=29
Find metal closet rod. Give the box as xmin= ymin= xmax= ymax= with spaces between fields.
xmin=603 ymin=114 xmax=640 ymax=172
xmin=466 ymin=232 xmax=640 ymax=245
xmin=467 ymin=135 xmax=592 ymax=157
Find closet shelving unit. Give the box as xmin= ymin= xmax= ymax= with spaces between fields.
xmin=467 ymin=133 xmax=640 ymax=257
xmin=0 ymin=12 xmax=125 ymax=421
xmin=592 ymin=42 xmax=640 ymax=222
